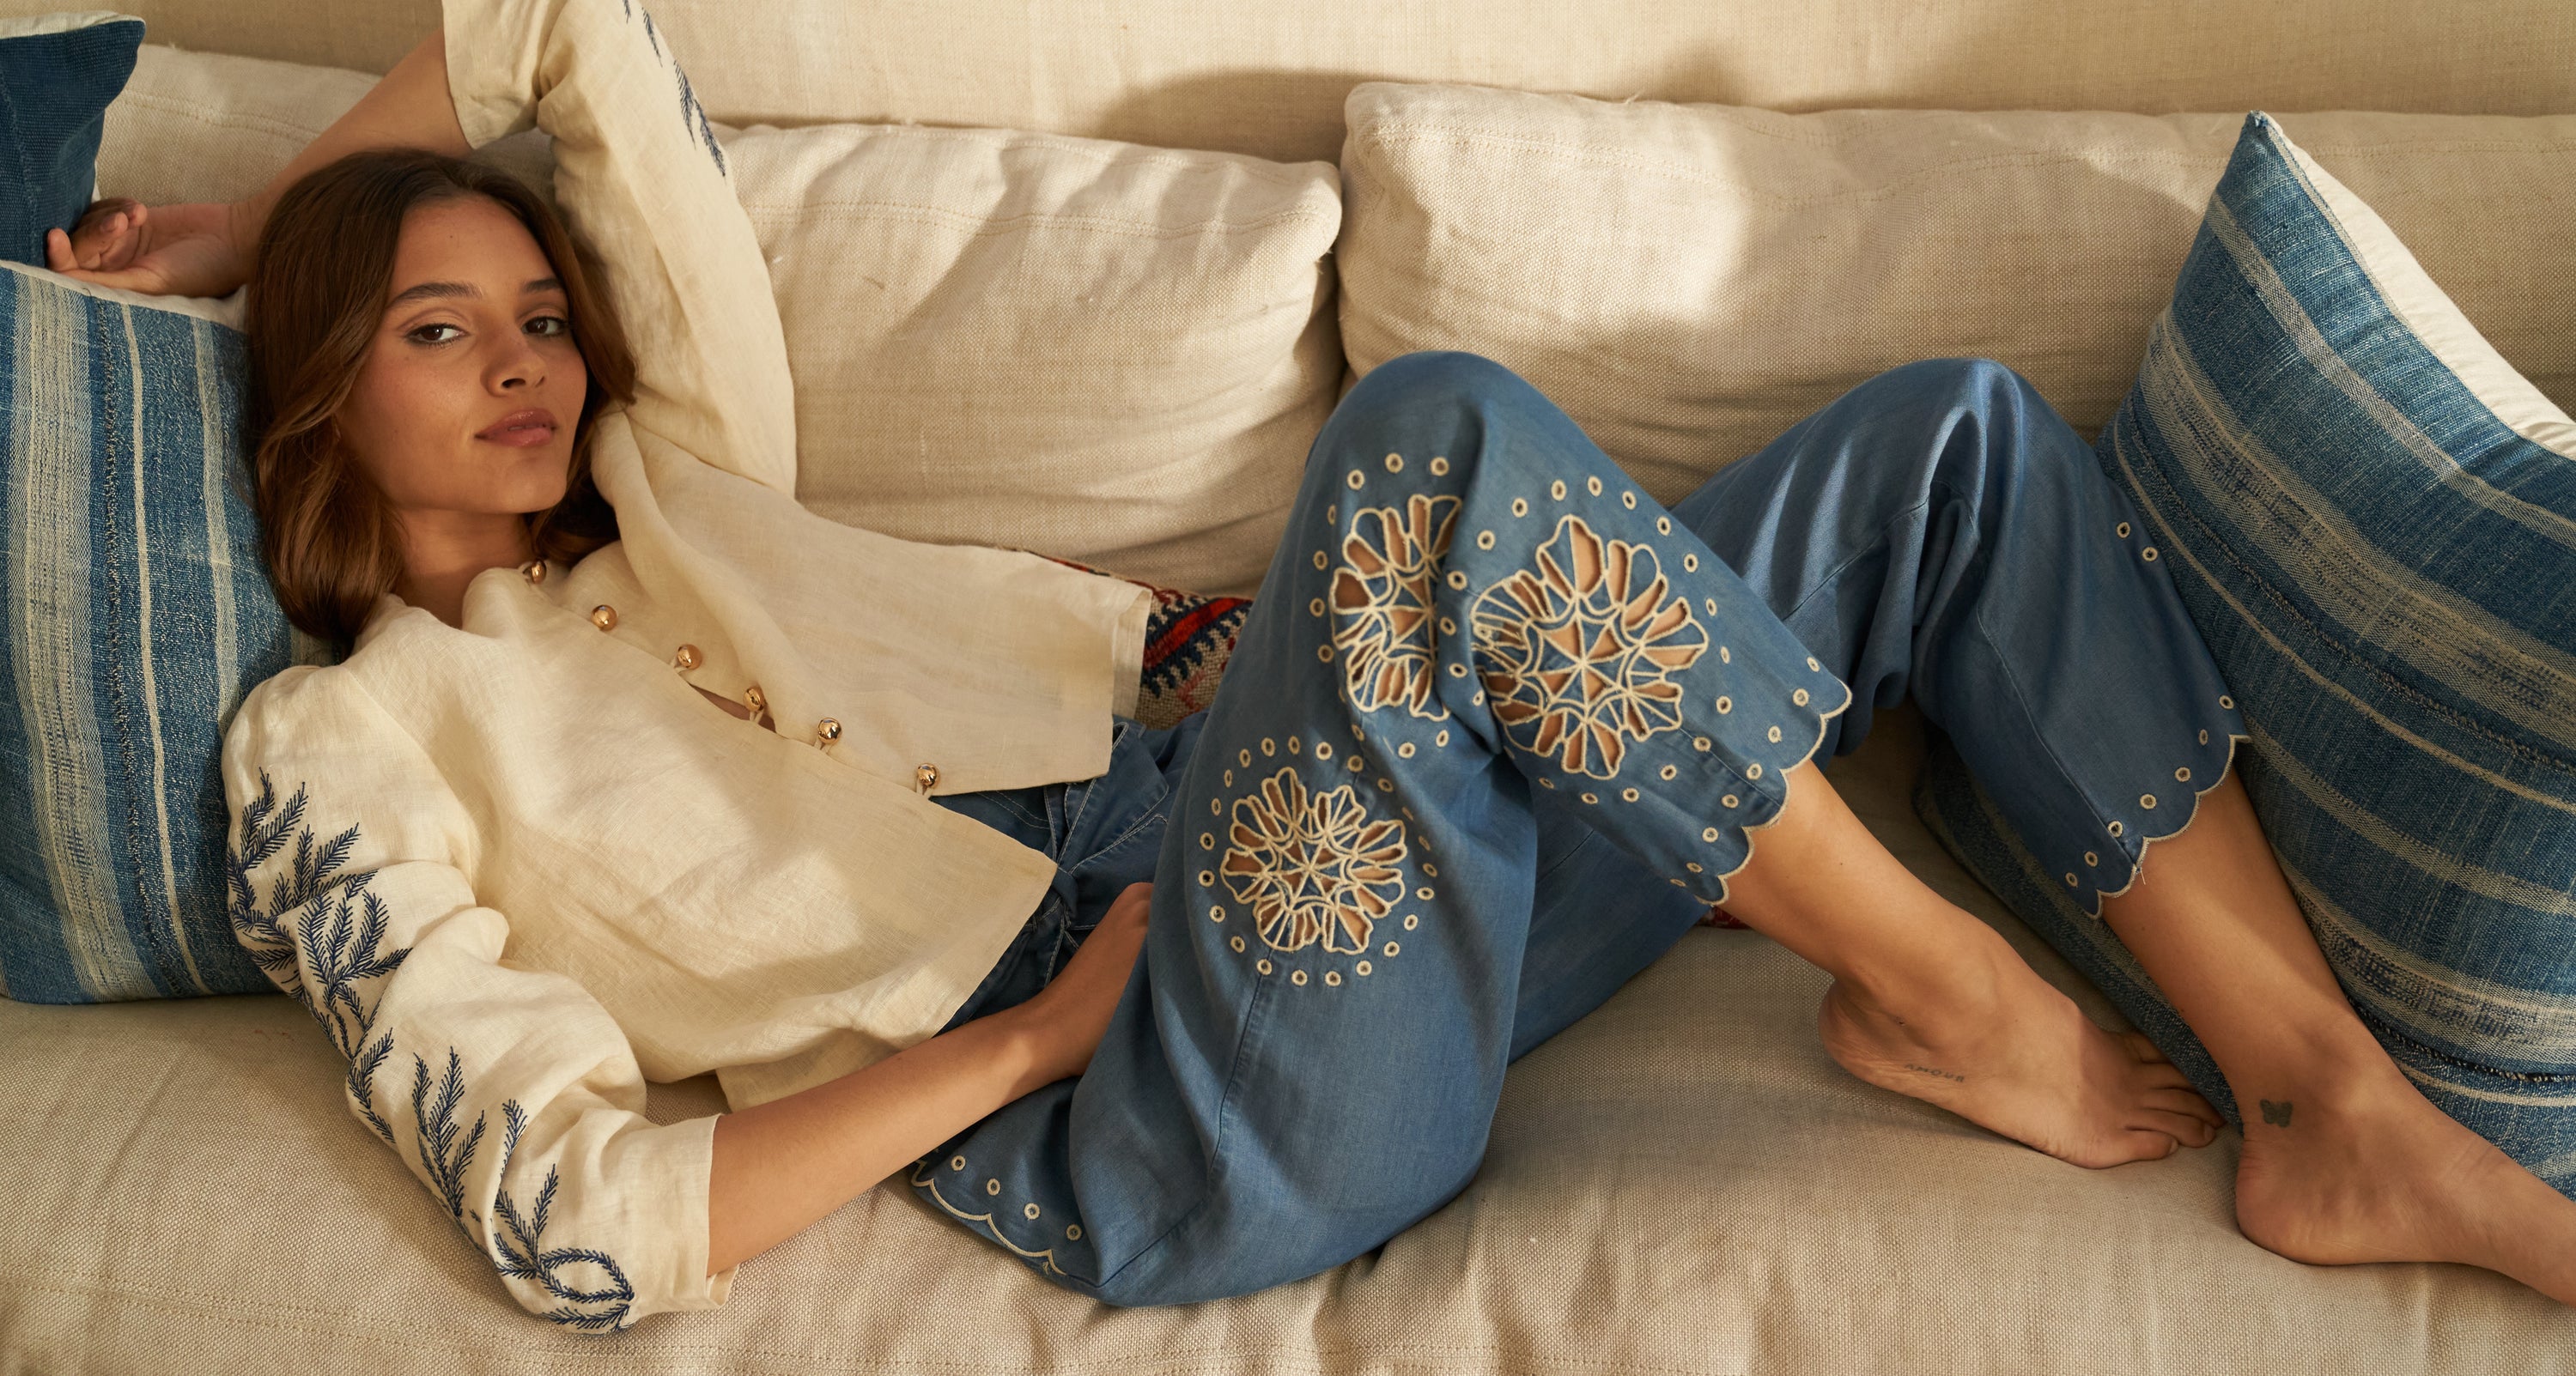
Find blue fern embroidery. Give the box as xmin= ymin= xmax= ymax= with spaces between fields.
xmin=629 ymin=2 xmax=726 ymax=174
xmin=228 ymin=773 xmax=636 ymax=1331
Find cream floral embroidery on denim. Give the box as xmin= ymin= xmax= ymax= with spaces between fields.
xmin=1470 ymin=513 xmax=1708 ymax=779
xmin=1332 ymin=494 xmax=1461 ymax=718
xmin=1222 ymin=767 xmax=1410 ymax=955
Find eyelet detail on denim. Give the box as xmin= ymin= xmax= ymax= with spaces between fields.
xmin=1403 ymin=914 xmax=1419 ymax=930
xmin=1326 ymin=971 xmax=1343 ymax=985
xmin=1292 ymin=970 xmax=1309 ymax=985
xmin=1767 ymin=726 xmax=1783 ymax=743
xmin=1716 ymin=696 xmax=1733 ymax=715
xmin=2084 ymin=852 xmax=2098 ymax=866
xmin=1358 ymin=960 xmax=1373 ymax=975
xmin=1581 ymin=792 xmax=1599 ymax=803
xmin=2219 ymin=695 xmax=2234 ymax=710
xmin=1551 ymin=480 xmax=1567 ymax=500
xmin=1662 ymin=765 xmax=1678 ymax=780
xmin=2117 ymin=522 xmax=2131 ymax=538
xmin=2065 ymin=873 xmax=2079 ymax=887
xmin=1622 ymin=787 xmax=1640 ymax=801
xmin=1694 ymin=736 xmax=1711 ymax=751
xmin=1722 ymin=794 xmax=1738 ymax=808
xmin=1231 ymin=936 xmax=1246 ymax=951
xmin=2140 ymin=795 xmax=2158 ymax=809
xmin=1257 ymin=959 xmax=1273 ymax=974
xmin=2142 ymin=547 xmax=2159 ymax=561
xmin=1703 ymin=827 xmax=1720 ymax=841
xmin=1384 ymin=452 xmax=1404 ymax=472
xmin=986 ymin=1179 xmax=1001 ymax=1196
xmin=1346 ymin=471 xmax=1364 ymax=489
xmin=1747 ymin=763 xmax=1764 ymax=779
xmin=1383 ymin=942 xmax=1400 ymax=956
xmin=1066 ymin=1224 xmax=1083 ymax=1240
xmin=1024 ymin=1203 xmax=1042 ymax=1220
xmin=2175 ymin=767 xmax=2191 ymax=782
xmin=1511 ymin=498 xmax=1528 ymax=517
xmin=1793 ymin=688 xmax=1810 ymax=706
xmin=2109 ymin=821 xmax=2125 ymax=837
xmin=1431 ymin=456 xmax=1449 ymax=475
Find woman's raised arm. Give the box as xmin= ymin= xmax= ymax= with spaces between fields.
xmin=46 ymin=30 xmax=468 ymax=298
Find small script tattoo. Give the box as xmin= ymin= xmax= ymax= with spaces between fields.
xmin=2259 ymin=1099 xmax=2294 ymax=1128
xmin=1905 ymin=1063 xmax=1967 ymax=1083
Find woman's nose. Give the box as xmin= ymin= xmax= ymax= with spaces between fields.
xmin=492 ymin=334 xmax=545 ymax=391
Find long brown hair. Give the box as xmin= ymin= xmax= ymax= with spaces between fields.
xmin=244 ymin=149 xmax=635 ymax=647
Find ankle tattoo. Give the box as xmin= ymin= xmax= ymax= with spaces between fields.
xmin=2259 ymin=1099 xmax=2294 ymax=1128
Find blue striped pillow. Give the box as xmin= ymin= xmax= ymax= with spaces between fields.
xmin=0 ymin=13 xmax=143 ymax=265
xmin=1 ymin=263 xmax=306 ymax=1003
xmin=1923 ymin=112 xmax=2576 ymax=1191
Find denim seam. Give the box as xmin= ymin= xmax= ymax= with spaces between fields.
xmin=1771 ymin=490 xmax=1941 ymax=634
xmin=1085 ymin=959 xmax=1268 ymax=1296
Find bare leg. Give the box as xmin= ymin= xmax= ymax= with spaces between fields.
xmin=2100 ymin=772 xmax=2576 ymax=1304
xmin=1718 ymin=759 xmax=2224 ymax=1167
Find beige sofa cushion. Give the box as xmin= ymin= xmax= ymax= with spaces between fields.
xmin=1337 ymin=83 xmax=2576 ymax=507
xmin=96 ymin=45 xmax=1344 ymax=595
xmin=3 ymin=708 xmax=2569 ymax=1372
xmin=24 ymin=0 xmax=2576 ymax=164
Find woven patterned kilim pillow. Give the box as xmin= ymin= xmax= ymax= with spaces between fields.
xmin=1918 ymin=112 xmax=2576 ymax=1185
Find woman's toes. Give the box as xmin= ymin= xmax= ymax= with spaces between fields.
xmin=2148 ymin=1085 xmax=2224 ymax=1126
xmin=2143 ymin=1106 xmax=2219 ymax=1146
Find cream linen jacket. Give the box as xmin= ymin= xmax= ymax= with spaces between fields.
xmin=219 ymin=0 xmax=1150 ymax=1330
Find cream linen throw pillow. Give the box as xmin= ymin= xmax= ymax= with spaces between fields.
xmin=1337 ymin=82 xmax=2576 ymax=505
xmin=96 ymin=45 xmax=1341 ymax=596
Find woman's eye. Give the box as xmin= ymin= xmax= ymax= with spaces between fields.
xmin=406 ymin=322 xmax=464 ymax=345
xmin=526 ymin=315 xmax=570 ymax=337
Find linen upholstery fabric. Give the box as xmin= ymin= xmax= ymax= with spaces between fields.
xmin=10 ymin=0 xmax=2576 ymax=163
xmin=1936 ymin=114 xmax=2576 ymax=1183
xmin=96 ymin=44 xmax=1344 ymax=596
xmin=9 ymin=711 xmax=2575 ymax=1370
xmin=728 ymin=124 xmax=1340 ymax=595
xmin=0 ymin=261 xmax=292 ymax=1003
xmin=1337 ymin=84 xmax=2576 ymax=511
xmin=0 ymin=11 xmax=142 ymax=263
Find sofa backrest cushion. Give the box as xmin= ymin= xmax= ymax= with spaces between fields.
xmin=97 ymin=44 xmax=1342 ymax=596
xmin=1336 ymin=82 xmax=2576 ymax=510
xmin=0 ymin=262 xmax=296 ymax=1003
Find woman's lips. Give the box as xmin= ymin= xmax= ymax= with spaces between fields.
xmin=477 ymin=408 xmax=558 ymax=447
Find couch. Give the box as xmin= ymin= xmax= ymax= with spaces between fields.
xmin=4 ymin=1 xmax=2574 ymax=1370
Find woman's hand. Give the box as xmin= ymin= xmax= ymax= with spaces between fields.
xmin=1012 ymin=882 xmax=1154 ymax=1083
xmin=45 ymin=197 xmax=256 ymax=299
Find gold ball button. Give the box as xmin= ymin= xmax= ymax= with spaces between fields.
xmin=744 ymin=685 xmax=767 ymax=714
xmin=914 ymin=763 xmax=940 ymax=793
xmin=673 ymin=644 xmax=702 ymax=670
xmin=519 ymin=560 xmax=549 ymax=585
xmin=589 ymin=604 xmax=617 ymax=632
xmin=817 ymin=718 xmax=842 ymax=743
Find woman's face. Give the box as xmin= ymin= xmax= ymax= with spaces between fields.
xmin=334 ymin=194 xmax=589 ymax=528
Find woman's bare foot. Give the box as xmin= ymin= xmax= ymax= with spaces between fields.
xmin=2231 ymin=1051 xmax=2576 ymax=1305
xmin=1814 ymin=939 xmax=2224 ymax=1168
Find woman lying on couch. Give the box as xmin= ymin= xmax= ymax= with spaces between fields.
xmin=52 ymin=0 xmax=2575 ymax=1328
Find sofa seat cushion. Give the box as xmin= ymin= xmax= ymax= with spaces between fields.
xmin=4 ymin=707 xmax=2568 ymax=1372
xmin=1336 ymin=83 xmax=2576 ymax=512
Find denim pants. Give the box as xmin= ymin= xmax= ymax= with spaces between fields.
xmin=920 ymin=352 xmax=2244 ymax=1306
